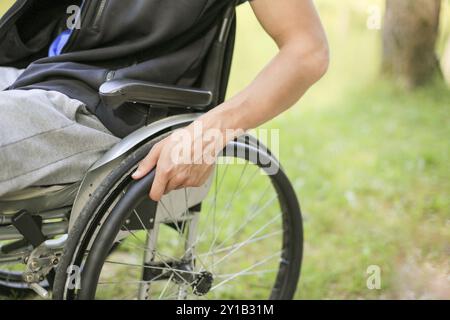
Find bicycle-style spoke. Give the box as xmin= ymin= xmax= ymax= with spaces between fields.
xmin=215 ymin=269 xmax=278 ymax=279
xmin=158 ymin=273 xmax=174 ymax=300
xmin=211 ymin=196 xmax=279 ymax=254
xmin=207 ymin=214 xmax=281 ymax=271
xmin=197 ymin=230 xmax=282 ymax=259
xmin=207 ymin=162 xmax=249 ymax=257
xmin=210 ymin=250 xmax=282 ymax=292
xmin=91 ymin=155 xmax=293 ymax=300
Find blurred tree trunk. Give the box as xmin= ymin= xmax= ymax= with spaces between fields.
xmin=382 ymin=0 xmax=441 ymax=88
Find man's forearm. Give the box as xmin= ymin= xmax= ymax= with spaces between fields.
xmin=134 ymin=0 xmax=330 ymax=199
xmin=198 ymin=40 xmax=329 ymax=136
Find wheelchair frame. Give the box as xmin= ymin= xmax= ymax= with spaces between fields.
xmin=0 ymin=1 xmax=240 ymax=294
xmin=0 ymin=2 xmax=304 ymax=300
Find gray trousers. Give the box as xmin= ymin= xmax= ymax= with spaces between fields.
xmin=0 ymin=67 xmax=120 ymax=197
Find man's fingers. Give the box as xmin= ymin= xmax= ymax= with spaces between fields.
xmin=165 ymin=174 xmax=186 ymax=194
xmin=132 ymin=143 xmax=161 ymax=180
xmin=149 ymin=167 xmax=169 ymax=201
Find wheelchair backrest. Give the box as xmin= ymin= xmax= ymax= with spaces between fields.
xmin=198 ymin=2 xmax=238 ymax=109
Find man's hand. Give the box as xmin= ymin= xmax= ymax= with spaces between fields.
xmin=132 ymin=0 xmax=329 ymax=200
xmin=132 ymin=117 xmax=238 ymax=201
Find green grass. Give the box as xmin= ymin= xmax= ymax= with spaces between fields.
xmin=1 ymin=0 xmax=449 ymax=299
xmin=288 ymin=81 xmax=449 ymax=299
xmin=230 ymin=1 xmax=450 ymax=299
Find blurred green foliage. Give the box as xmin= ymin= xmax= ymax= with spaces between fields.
xmin=232 ymin=1 xmax=449 ymax=299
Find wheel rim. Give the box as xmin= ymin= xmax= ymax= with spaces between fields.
xmin=63 ymin=141 xmax=303 ymax=300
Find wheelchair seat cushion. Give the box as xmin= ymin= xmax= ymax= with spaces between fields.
xmin=0 ymin=183 xmax=80 ymax=215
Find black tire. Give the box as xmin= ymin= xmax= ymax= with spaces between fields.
xmin=53 ymin=135 xmax=303 ymax=300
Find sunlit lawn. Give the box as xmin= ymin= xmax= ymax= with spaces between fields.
xmin=0 ymin=0 xmax=449 ymax=299
xmin=231 ymin=1 xmax=449 ymax=299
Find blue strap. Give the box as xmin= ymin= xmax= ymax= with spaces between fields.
xmin=48 ymin=29 xmax=73 ymax=57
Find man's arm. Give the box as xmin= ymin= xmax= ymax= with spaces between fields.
xmin=207 ymin=0 xmax=329 ymax=130
xmin=132 ymin=0 xmax=330 ymax=201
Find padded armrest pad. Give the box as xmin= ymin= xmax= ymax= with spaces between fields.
xmin=99 ymin=79 xmax=213 ymax=110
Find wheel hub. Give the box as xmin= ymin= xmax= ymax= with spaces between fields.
xmin=143 ymin=260 xmax=214 ymax=296
xmin=193 ymin=271 xmax=214 ymax=296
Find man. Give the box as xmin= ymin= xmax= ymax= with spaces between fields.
xmin=0 ymin=0 xmax=329 ymax=200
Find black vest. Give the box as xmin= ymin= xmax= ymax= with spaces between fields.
xmin=0 ymin=0 xmax=246 ymax=137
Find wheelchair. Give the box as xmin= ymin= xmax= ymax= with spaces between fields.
xmin=0 ymin=3 xmax=303 ymax=300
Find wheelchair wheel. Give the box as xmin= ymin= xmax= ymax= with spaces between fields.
xmin=53 ymin=134 xmax=303 ymax=300
xmin=0 ymin=269 xmax=29 ymax=298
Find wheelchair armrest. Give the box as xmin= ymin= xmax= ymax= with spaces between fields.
xmin=99 ymin=79 xmax=213 ymax=110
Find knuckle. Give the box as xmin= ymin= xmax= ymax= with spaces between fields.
xmin=180 ymin=173 xmax=189 ymax=182
xmin=163 ymin=167 xmax=172 ymax=176
xmin=172 ymin=176 xmax=182 ymax=186
xmin=158 ymin=166 xmax=169 ymax=176
xmin=179 ymin=175 xmax=189 ymax=185
xmin=151 ymin=187 xmax=162 ymax=198
xmin=185 ymin=178 xmax=197 ymax=187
